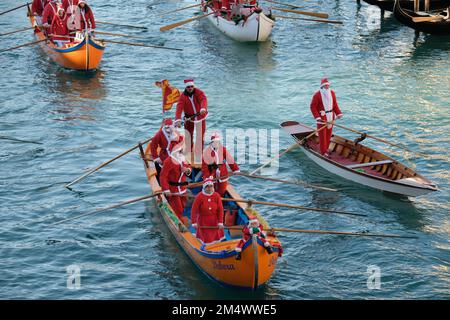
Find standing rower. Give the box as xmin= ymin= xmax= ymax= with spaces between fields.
xmin=31 ymin=0 xmax=49 ymax=25
xmin=50 ymin=6 xmax=69 ymax=47
xmin=202 ymin=132 xmax=239 ymax=196
xmin=175 ymin=79 xmax=208 ymax=163
xmin=310 ymin=78 xmax=343 ymax=157
xmin=76 ymin=0 xmax=96 ymax=32
xmin=62 ymin=0 xmax=79 ymax=32
xmin=42 ymin=0 xmax=59 ymax=31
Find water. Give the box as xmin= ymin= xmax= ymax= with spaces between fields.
xmin=0 ymin=0 xmax=449 ymax=299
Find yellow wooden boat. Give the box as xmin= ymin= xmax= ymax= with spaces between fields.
xmin=27 ymin=4 xmax=105 ymax=71
xmin=140 ymin=145 xmax=282 ymax=290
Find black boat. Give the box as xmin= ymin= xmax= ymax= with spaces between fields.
xmin=393 ymin=0 xmax=450 ymax=34
xmin=363 ymin=0 xmax=450 ymax=12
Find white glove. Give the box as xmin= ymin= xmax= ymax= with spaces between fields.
xmin=155 ymin=157 xmax=163 ymax=165
xmin=320 ymin=110 xmax=326 ymax=116
xmin=233 ymin=170 xmax=240 ymax=174
xmin=218 ymin=223 xmax=224 ymax=229
xmin=163 ymin=190 xmax=171 ymax=195
xmin=43 ymin=23 xmax=50 ymax=28
xmin=174 ymin=120 xmax=182 ymax=128
xmin=192 ymin=223 xmax=198 ymax=229
xmin=337 ymin=114 xmax=343 ymax=119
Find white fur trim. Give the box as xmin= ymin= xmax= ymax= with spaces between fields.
xmin=185 ymin=81 xmax=194 ymax=87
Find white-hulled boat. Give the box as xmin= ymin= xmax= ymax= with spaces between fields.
xmin=203 ymin=1 xmax=274 ymax=42
xmin=281 ymin=121 xmax=438 ymax=197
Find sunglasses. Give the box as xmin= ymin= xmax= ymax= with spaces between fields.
xmin=186 ymin=86 xmax=194 ymax=89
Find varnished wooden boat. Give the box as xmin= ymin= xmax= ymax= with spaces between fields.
xmin=363 ymin=0 xmax=450 ymax=12
xmin=281 ymin=121 xmax=438 ymax=197
xmin=393 ymin=0 xmax=450 ymax=34
xmin=27 ymin=4 xmax=105 ymax=71
xmin=140 ymin=145 xmax=282 ymax=289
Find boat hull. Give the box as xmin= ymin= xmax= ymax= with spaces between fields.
xmin=142 ymin=153 xmax=280 ymax=289
xmin=28 ymin=7 xmax=104 ymax=70
xmin=281 ymin=121 xmax=438 ymax=197
xmin=363 ymin=0 xmax=450 ymax=12
xmin=205 ymin=7 xmax=274 ymax=42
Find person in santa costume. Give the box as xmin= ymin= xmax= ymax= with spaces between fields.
xmin=76 ymin=0 xmax=96 ymax=31
xmin=42 ymin=0 xmax=60 ymax=31
xmin=31 ymin=0 xmax=50 ymax=25
xmin=62 ymin=0 xmax=80 ymax=32
xmin=235 ymin=215 xmax=272 ymax=260
xmin=310 ymin=78 xmax=343 ymax=157
xmin=175 ymin=79 xmax=208 ymax=161
xmin=145 ymin=118 xmax=184 ymax=178
xmin=159 ymin=142 xmax=192 ymax=221
xmin=50 ymin=6 xmax=69 ymax=47
xmin=202 ymin=132 xmax=239 ymax=196
xmin=191 ymin=177 xmax=226 ymax=245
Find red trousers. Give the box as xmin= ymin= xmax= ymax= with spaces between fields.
xmin=317 ymin=124 xmax=333 ymax=155
xmin=184 ymin=120 xmax=206 ymax=163
xmin=167 ymin=194 xmax=187 ymax=219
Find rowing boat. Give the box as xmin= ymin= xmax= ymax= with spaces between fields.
xmin=363 ymin=0 xmax=450 ymax=12
xmin=202 ymin=2 xmax=274 ymax=42
xmin=393 ymin=0 xmax=450 ymax=35
xmin=27 ymin=4 xmax=105 ymax=71
xmin=140 ymin=144 xmax=282 ymax=289
xmin=281 ymin=120 xmax=438 ymax=197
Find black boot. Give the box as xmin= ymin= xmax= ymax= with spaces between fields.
xmin=235 ymin=252 xmax=242 ymax=260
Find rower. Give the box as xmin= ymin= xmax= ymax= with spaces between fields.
xmin=31 ymin=0 xmax=49 ymax=26
xmin=159 ymin=142 xmax=192 ymax=223
xmin=62 ymin=0 xmax=80 ymax=32
xmin=50 ymin=6 xmax=69 ymax=47
xmin=202 ymin=132 xmax=239 ymax=196
xmin=42 ymin=0 xmax=59 ymax=32
xmin=174 ymin=79 xmax=208 ymax=163
xmin=76 ymin=0 xmax=96 ymax=32
xmin=309 ymin=78 xmax=343 ymax=157
xmin=145 ymin=118 xmax=184 ymax=178
xmin=191 ymin=177 xmax=226 ymax=245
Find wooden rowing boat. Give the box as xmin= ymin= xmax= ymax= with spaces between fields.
xmin=27 ymin=4 xmax=105 ymax=71
xmin=202 ymin=2 xmax=274 ymax=42
xmin=140 ymin=145 xmax=282 ymax=289
xmin=281 ymin=121 xmax=438 ymax=197
xmin=363 ymin=0 xmax=450 ymax=12
xmin=393 ymin=0 xmax=450 ymax=35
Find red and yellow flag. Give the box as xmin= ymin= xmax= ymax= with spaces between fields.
xmin=155 ymin=80 xmax=180 ymax=113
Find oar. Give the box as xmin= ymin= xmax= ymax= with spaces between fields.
xmin=49 ymin=192 xmax=164 ymax=226
xmin=201 ymin=226 xmax=416 ymax=239
xmin=94 ymin=31 xmax=145 ymax=39
xmin=0 ymin=3 xmax=30 ymax=16
xmin=0 ymin=26 xmax=34 ymax=37
xmin=99 ymin=39 xmax=182 ymax=51
xmin=233 ymin=171 xmax=338 ymax=192
xmin=271 ymin=7 xmax=329 ymax=19
xmin=273 ymin=14 xmax=343 ymax=24
xmin=0 ymin=135 xmax=42 ymax=144
xmin=264 ymin=0 xmax=304 ymax=9
xmin=160 ymin=11 xmax=216 ymax=32
xmin=412 ymin=16 xmax=443 ymax=23
xmin=250 ymin=143 xmax=299 ymax=175
xmin=65 ymin=137 xmax=152 ymax=189
xmin=0 ymin=38 xmax=47 ymax=54
xmin=332 ymin=122 xmax=424 ymax=156
xmin=96 ymin=21 xmax=148 ymax=30
xmin=220 ymin=198 xmax=366 ymax=217
xmin=160 ymin=3 xmax=202 ymax=16
xmin=299 ymin=120 xmax=333 ymax=144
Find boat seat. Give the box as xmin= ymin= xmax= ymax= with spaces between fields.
xmin=346 ymin=160 xmax=393 ymax=169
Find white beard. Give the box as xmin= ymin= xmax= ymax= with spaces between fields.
xmin=320 ymin=88 xmax=334 ymax=123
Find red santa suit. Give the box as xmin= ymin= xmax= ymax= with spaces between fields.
xmin=159 ymin=148 xmax=191 ymax=219
xmin=77 ymin=2 xmax=96 ymax=31
xmin=50 ymin=11 xmax=69 ymax=43
xmin=191 ymin=179 xmax=225 ymax=245
xmin=62 ymin=0 xmax=80 ymax=31
xmin=202 ymin=133 xmax=239 ymax=196
xmin=310 ymin=78 xmax=343 ymax=155
xmin=32 ymin=0 xmax=48 ymax=16
xmin=235 ymin=216 xmax=271 ymax=259
xmin=42 ymin=1 xmax=58 ymax=30
xmin=175 ymin=79 xmax=208 ymax=153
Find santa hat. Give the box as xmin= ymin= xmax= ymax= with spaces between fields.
xmin=320 ymin=78 xmax=330 ymax=88
xmin=184 ymin=79 xmax=194 ymax=87
xmin=209 ymin=132 xmax=221 ymax=144
xmin=57 ymin=5 xmax=65 ymax=13
xmin=162 ymin=118 xmax=174 ymax=128
xmin=203 ymin=176 xmax=215 ymax=187
xmin=248 ymin=215 xmax=259 ymax=224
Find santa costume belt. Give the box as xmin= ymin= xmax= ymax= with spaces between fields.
xmin=169 ymin=181 xmax=189 ymax=186
xmin=325 ymin=110 xmax=333 ymax=113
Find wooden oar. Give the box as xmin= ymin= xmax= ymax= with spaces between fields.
xmin=0 ymin=135 xmax=42 ymax=144
xmin=271 ymin=7 xmax=329 ymax=19
xmin=0 ymin=26 xmax=34 ymax=37
xmin=160 ymin=11 xmax=216 ymax=32
xmin=233 ymin=171 xmax=338 ymax=192
xmin=96 ymin=21 xmax=148 ymax=30
xmin=250 ymin=143 xmax=299 ymax=175
xmin=94 ymin=31 xmax=145 ymax=39
xmin=332 ymin=122 xmax=423 ymax=156
xmin=0 ymin=38 xmax=47 ymax=53
xmin=99 ymin=39 xmax=182 ymax=51
xmin=220 ymin=198 xmax=366 ymax=217
xmin=264 ymin=0 xmax=304 ymax=9
xmin=299 ymin=120 xmax=334 ymax=144
xmin=0 ymin=3 xmax=30 ymax=16
xmin=65 ymin=137 xmax=152 ymax=189
xmin=49 ymin=192 xmax=164 ymax=226
xmin=273 ymin=14 xmax=343 ymax=24
xmin=160 ymin=3 xmax=202 ymax=16
xmin=412 ymin=16 xmax=443 ymax=23
xmin=201 ymin=226 xmax=416 ymax=239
